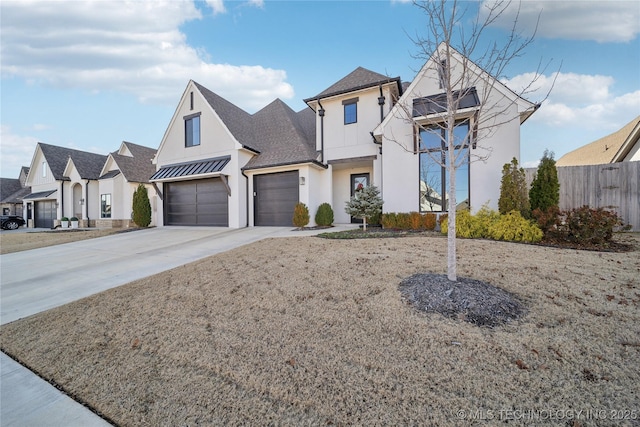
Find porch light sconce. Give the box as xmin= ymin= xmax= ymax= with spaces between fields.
xmin=299 ymin=177 xmax=306 ymax=186
xmin=55 ymin=202 xmax=60 ymax=208
xmin=79 ymin=198 xmax=85 ymax=205
xmin=318 ymin=108 xmax=325 ymax=117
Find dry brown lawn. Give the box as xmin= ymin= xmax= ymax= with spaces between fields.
xmin=1 ymin=235 xmax=639 ymax=426
xmin=0 ymin=229 xmax=125 ymax=254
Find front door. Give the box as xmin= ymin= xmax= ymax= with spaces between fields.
xmin=350 ymin=173 xmax=369 ymax=223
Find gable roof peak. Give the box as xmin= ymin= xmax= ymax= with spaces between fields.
xmin=304 ymin=66 xmax=402 ymax=103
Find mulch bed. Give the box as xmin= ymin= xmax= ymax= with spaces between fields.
xmin=399 ymin=273 xmax=526 ymax=327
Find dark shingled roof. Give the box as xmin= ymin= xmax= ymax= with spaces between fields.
xmin=106 ymin=142 xmax=157 ymax=183
xmin=193 ymin=82 xmax=319 ymax=171
xmin=39 ymin=143 xmax=107 ymax=180
xmin=304 ymin=66 xmax=402 ymax=102
xmin=193 ymin=82 xmax=257 ymax=152
xmin=243 ymin=99 xmax=318 ymax=170
xmin=0 ymin=178 xmax=23 ymax=201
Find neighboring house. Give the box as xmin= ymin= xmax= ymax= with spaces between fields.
xmin=557 ymin=115 xmax=640 ymax=166
xmin=98 ymin=141 xmax=158 ymax=227
xmin=152 ymin=45 xmax=536 ymax=227
xmin=21 ymin=142 xmax=156 ymax=229
xmin=23 ymin=143 xmax=107 ymax=228
xmin=0 ymin=167 xmax=30 ymax=216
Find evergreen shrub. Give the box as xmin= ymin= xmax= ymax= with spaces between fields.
xmin=293 ymin=202 xmax=310 ymax=228
xmin=314 ymin=203 xmax=334 ymax=226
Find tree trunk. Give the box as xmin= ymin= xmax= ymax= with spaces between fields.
xmin=362 ymin=216 xmax=367 ymax=231
xmin=447 ymin=115 xmax=457 ymax=282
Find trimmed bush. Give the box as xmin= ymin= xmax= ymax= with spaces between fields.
xmin=293 ymin=202 xmax=310 ymax=228
xmin=422 ymin=213 xmax=437 ymax=230
xmin=440 ymin=208 xmax=542 ymax=243
xmin=532 ymin=206 xmax=560 ymax=233
xmin=70 ymin=217 xmax=79 ymax=221
xmin=314 ymin=203 xmax=334 ymax=227
xmin=487 ymin=210 xmax=543 ymax=243
xmin=381 ymin=212 xmax=437 ymax=230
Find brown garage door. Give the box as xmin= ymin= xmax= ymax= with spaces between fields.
xmin=254 ymin=171 xmax=299 ymax=226
xmin=164 ymin=178 xmax=228 ymax=226
xmin=35 ymin=200 xmax=56 ymax=228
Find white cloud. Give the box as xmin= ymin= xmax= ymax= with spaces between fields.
xmin=1 ymin=0 xmax=294 ymax=111
xmin=503 ymin=72 xmax=640 ymax=131
xmin=481 ymin=1 xmax=640 ymax=43
xmin=205 ymin=0 xmax=226 ymax=15
xmin=0 ymin=126 xmax=39 ymax=178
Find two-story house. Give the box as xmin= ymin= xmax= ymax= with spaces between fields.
xmin=151 ymin=44 xmax=538 ymax=227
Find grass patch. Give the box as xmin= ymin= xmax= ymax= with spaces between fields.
xmin=1 ymin=236 xmax=638 ymax=425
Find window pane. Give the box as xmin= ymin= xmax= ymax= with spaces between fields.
xmin=420 ymin=152 xmax=444 ymax=212
xmin=192 ymin=116 xmax=200 ymax=146
xmin=344 ymin=103 xmax=357 ymax=124
xmin=419 ymin=128 xmax=442 ymax=151
xmin=101 ymin=194 xmax=111 ymax=218
xmin=185 ymin=116 xmax=200 ymax=147
xmin=452 ymin=120 xmax=469 ymax=148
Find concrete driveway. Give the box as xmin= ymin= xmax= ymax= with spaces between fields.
xmin=0 ymin=225 xmax=355 ymax=426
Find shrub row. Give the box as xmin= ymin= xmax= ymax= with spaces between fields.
xmin=440 ymin=207 xmax=543 ymax=243
xmin=292 ymin=202 xmax=335 ymax=228
xmin=381 ymin=212 xmax=437 ymax=231
xmin=533 ymin=205 xmax=628 ymax=245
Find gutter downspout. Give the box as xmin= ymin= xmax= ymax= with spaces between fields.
xmin=318 ymin=100 xmax=325 ymax=164
xmin=60 ymin=181 xmax=64 ymax=221
xmin=241 ymin=170 xmax=250 ymax=227
xmin=376 ymin=85 xmax=386 ymax=202
xmin=85 ymin=179 xmax=90 ymax=227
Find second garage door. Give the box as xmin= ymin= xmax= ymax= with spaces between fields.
xmin=35 ymin=200 xmax=56 ymax=228
xmin=164 ymin=178 xmax=228 ymax=226
xmin=254 ymin=171 xmax=299 ymax=226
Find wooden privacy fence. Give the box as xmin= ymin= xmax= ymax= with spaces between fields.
xmin=525 ymin=162 xmax=640 ymax=231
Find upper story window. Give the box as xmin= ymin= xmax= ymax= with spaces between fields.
xmin=343 ymin=97 xmax=358 ymax=125
xmin=185 ymin=113 xmax=201 ymax=147
xmin=42 ymin=161 xmax=47 ymax=178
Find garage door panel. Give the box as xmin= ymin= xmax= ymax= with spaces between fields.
xmin=164 ymin=178 xmax=228 ymax=226
xmin=254 ymin=171 xmax=299 ymax=226
xmin=35 ymin=201 xmax=55 ymax=228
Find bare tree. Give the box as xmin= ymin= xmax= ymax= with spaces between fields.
xmin=386 ymin=0 xmax=554 ymax=281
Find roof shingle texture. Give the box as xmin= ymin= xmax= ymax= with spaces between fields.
xmin=107 ymin=142 xmax=157 ymax=183
xmin=39 ymin=143 xmax=107 ymax=180
xmin=305 ymin=66 xmax=400 ymax=101
xmin=193 ymin=82 xmax=317 ymax=170
xmin=557 ymin=115 xmax=640 ymax=166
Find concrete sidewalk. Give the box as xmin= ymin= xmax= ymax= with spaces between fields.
xmin=0 ymin=225 xmax=356 ymax=426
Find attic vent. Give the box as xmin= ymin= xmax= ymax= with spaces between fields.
xmin=190 ymin=91 xmax=194 ymax=110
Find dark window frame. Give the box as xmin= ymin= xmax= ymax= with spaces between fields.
xmin=100 ymin=193 xmax=112 ymax=218
xmin=184 ymin=112 xmax=201 ymax=147
xmin=418 ymin=120 xmax=471 ymax=213
xmin=343 ymin=97 xmax=358 ymax=125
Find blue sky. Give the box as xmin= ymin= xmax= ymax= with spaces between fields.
xmin=1 ymin=0 xmax=639 ymax=178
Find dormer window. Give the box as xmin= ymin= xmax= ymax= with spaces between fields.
xmin=185 ymin=113 xmax=201 ymax=147
xmin=343 ymin=97 xmax=358 ymax=125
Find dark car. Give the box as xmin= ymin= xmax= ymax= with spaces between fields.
xmin=1 ymin=215 xmax=26 ymax=230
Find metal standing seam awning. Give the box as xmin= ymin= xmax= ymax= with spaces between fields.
xmin=22 ymin=189 xmax=57 ymax=200
xmin=150 ymin=156 xmax=231 ymax=181
xmin=150 ymin=156 xmax=232 ymax=198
